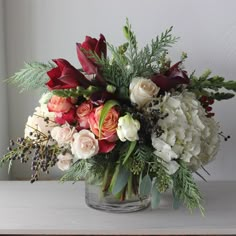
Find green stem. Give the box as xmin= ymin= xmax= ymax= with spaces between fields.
xmin=127 ymin=174 xmax=133 ymax=199
xmin=120 ymin=185 xmax=127 ymax=201
xmin=132 ymin=175 xmax=139 ymax=195
xmin=109 ymin=164 xmax=120 ymax=192
xmin=102 ymin=165 xmax=110 ymax=192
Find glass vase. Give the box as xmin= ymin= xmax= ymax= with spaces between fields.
xmin=85 ymin=180 xmax=150 ymax=213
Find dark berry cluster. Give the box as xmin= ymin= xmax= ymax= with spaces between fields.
xmin=5 ymin=129 xmax=60 ymax=183
xmin=199 ymin=96 xmax=215 ymax=117
xmin=219 ymin=131 xmax=231 ymax=142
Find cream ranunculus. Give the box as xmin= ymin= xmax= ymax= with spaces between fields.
xmin=129 ymin=77 xmax=159 ymax=108
xmin=71 ymin=130 xmax=99 ymax=159
xmin=57 ymin=153 xmax=73 ymax=171
xmin=117 ymin=113 xmax=140 ymax=142
xmin=51 ymin=124 xmax=76 ymax=147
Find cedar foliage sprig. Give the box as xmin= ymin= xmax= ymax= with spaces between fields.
xmin=123 ymin=19 xmax=178 ymax=78
xmin=7 ymin=62 xmax=55 ymax=92
xmin=133 ymin=26 xmax=179 ymax=77
xmin=172 ymin=161 xmax=204 ymax=215
xmin=92 ymin=19 xmax=178 ymax=99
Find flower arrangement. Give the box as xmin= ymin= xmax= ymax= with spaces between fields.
xmin=1 ymin=19 xmax=236 ymax=214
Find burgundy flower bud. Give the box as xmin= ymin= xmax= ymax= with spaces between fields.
xmin=76 ymin=34 xmax=107 ymax=75
xmin=151 ymin=62 xmax=190 ymax=91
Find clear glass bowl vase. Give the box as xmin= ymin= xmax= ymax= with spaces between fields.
xmin=85 ymin=181 xmax=150 ymax=213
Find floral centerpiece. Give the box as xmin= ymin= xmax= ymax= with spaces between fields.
xmin=1 ymin=20 xmax=236 ymax=214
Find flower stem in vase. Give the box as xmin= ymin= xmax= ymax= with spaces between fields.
xmin=120 ymin=185 xmax=127 ymax=201
xmin=127 ymin=174 xmax=133 ymax=199
xmin=101 ymin=165 xmax=111 ymax=192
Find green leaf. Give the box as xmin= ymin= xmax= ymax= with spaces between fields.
xmin=98 ymin=100 xmax=119 ymax=138
xmin=122 ymin=141 xmax=137 ymax=165
xmin=118 ymin=42 xmax=129 ymax=55
xmin=127 ymin=174 xmax=133 ymax=199
xmin=8 ymin=160 xmax=13 ymax=175
xmin=139 ymin=174 xmax=152 ymax=198
xmin=112 ymin=165 xmax=130 ymax=195
xmin=151 ymin=185 xmax=161 ymax=209
xmin=212 ymin=92 xmax=235 ymax=101
xmin=123 ymin=18 xmax=137 ymax=50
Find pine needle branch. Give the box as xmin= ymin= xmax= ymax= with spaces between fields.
xmin=7 ymin=62 xmax=55 ymax=92
xmin=172 ymin=161 xmax=205 ymax=215
xmin=60 ymin=160 xmax=91 ymax=182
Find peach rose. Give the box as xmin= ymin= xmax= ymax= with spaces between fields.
xmin=89 ymin=105 xmax=119 ymax=141
xmin=47 ymin=95 xmax=72 ymax=113
xmin=76 ymin=101 xmax=93 ymax=128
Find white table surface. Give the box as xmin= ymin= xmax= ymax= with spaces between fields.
xmin=0 ymin=181 xmax=235 ymax=235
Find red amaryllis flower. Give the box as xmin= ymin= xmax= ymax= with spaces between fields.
xmin=46 ymin=59 xmax=90 ymax=90
xmin=76 ymin=34 xmax=106 ymax=75
xmin=151 ymin=62 xmax=189 ymax=91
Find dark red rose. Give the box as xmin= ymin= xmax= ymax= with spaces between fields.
xmin=151 ymin=62 xmax=189 ymax=91
xmin=76 ymin=34 xmax=106 ymax=75
xmin=46 ymin=59 xmax=90 ymax=90
xmin=54 ymin=108 xmax=76 ymax=125
xmin=98 ymin=140 xmax=116 ymax=153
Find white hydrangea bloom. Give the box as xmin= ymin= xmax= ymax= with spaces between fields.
xmin=151 ymin=92 xmax=220 ymax=174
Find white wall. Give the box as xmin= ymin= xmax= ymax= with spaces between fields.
xmin=0 ymin=0 xmax=9 ymax=180
xmin=4 ymin=0 xmax=236 ymax=180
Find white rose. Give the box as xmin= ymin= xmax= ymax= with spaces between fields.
xmin=71 ymin=130 xmax=99 ymax=159
xmin=51 ymin=125 xmax=76 ymax=147
xmin=129 ymin=77 xmax=159 ymax=108
xmin=57 ymin=153 xmax=73 ymax=171
xmin=117 ymin=113 xmax=140 ymax=142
